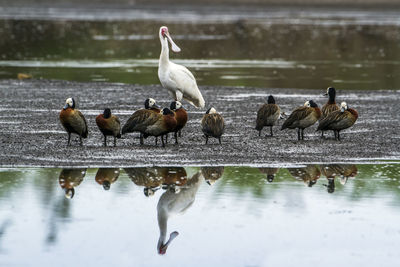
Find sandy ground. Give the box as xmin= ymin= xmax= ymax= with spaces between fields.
xmin=0 ymin=79 xmax=399 ymax=167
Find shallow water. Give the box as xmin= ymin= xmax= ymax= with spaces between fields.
xmin=0 ymin=164 xmax=399 ymax=266
xmin=1 ymin=7 xmax=400 ymax=89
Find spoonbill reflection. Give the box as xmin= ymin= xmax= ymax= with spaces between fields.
xmin=157 ymin=170 xmax=204 ymax=255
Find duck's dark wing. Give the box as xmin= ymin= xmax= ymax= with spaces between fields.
xmin=317 ymin=110 xmax=349 ymax=130
xmin=122 ymin=109 xmax=159 ymax=134
xmin=202 ymin=114 xmax=225 ymax=137
xmin=281 ymin=106 xmax=311 ymax=129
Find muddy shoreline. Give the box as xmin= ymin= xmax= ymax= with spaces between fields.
xmin=0 ymin=79 xmax=399 ymax=167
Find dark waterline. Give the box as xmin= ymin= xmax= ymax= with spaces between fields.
xmin=0 ymin=164 xmax=400 ymax=266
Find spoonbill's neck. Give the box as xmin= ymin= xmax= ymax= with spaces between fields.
xmin=157 ymin=209 xmax=168 ymax=246
xmin=159 ymin=38 xmax=170 ymax=67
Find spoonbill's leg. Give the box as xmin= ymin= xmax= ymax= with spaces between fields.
xmin=175 ymin=90 xmax=183 ymax=101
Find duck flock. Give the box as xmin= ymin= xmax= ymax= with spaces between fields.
xmin=59 ymin=26 xmax=358 ymax=147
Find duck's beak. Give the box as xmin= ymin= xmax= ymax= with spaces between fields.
xmin=158 ymin=231 xmax=179 ymax=255
xmin=63 ymin=103 xmax=69 ymax=109
xmin=165 ymin=32 xmax=181 ymax=53
xmin=154 ymin=103 xmax=161 ymax=109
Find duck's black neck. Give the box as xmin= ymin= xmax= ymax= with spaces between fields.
xmin=328 ymin=91 xmax=336 ymax=104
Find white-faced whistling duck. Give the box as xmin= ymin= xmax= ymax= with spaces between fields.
xmin=201 ymin=107 xmax=225 ymax=144
xmin=122 ymin=98 xmax=161 ymax=145
xmin=255 ymin=95 xmax=281 ymax=137
xmin=281 ymin=100 xmax=321 ymax=140
xmin=169 ymin=101 xmax=188 ymax=144
xmin=317 ymin=102 xmax=358 ymax=141
xmin=95 ymin=108 xmax=121 ymax=147
xmin=320 ymin=87 xmax=340 ymax=137
xmin=59 ymin=98 xmax=88 ymax=146
xmin=122 ymin=108 xmax=177 ymax=147
xmin=145 ymin=98 xmax=161 ymax=145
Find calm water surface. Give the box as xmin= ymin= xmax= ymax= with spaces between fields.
xmin=0 ymin=164 xmax=400 ymax=266
xmin=1 ymin=7 xmax=400 ymax=89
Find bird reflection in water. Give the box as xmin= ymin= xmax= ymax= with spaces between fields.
xmin=160 ymin=167 xmax=188 ymax=193
xmin=157 ymin=170 xmax=203 ymax=255
xmin=258 ymin=168 xmax=279 ymax=183
xmin=201 ymin=166 xmax=224 ymax=185
xmin=95 ymin=168 xmax=120 ymax=190
xmin=125 ymin=167 xmax=164 ymax=197
xmin=58 ymin=168 xmax=86 ymax=199
xmin=288 ymin=165 xmax=321 ymax=187
xmin=125 ymin=167 xmax=187 ymax=196
xmin=321 ymin=164 xmax=358 ymax=193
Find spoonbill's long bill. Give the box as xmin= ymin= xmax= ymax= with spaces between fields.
xmin=158 ymin=26 xmax=205 ymax=108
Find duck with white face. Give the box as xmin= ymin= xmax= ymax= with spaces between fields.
xmin=201 ymin=107 xmax=225 ymax=145
xmin=122 ymin=107 xmax=177 ymax=147
xmin=281 ymin=100 xmax=321 ymax=141
xmin=158 ymin=26 xmax=205 ymax=108
xmin=122 ymin=98 xmax=164 ymax=145
xmin=144 ymin=98 xmax=162 ymax=145
xmin=317 ymin=101 xmax=358 ymax=141
xmin=59 ymin=98 xmax=88 ymax=146
xmin=144 ymin=98 xmax=161 ymax=112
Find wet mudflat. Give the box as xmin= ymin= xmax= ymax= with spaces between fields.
xmin=0 ymin=79 xmax=399 ymax=167
xmin=0 ymin=164 xmax=399 ymax=266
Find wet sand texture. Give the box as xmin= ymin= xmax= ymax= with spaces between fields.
xmin=0 ymin=79 xmax=399 ymax=167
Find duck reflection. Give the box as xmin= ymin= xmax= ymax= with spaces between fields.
xmin=321 ymin=164 xmax=358 ymax=193
xmin=258 ymin=168 xmax=279 ymax=183
xmin=125 ymin=168 xmax=164 ymax=196
xmin=157 ymin=171 xmax=203 ymax=255
xmin=288 ymin=165 xmax=321 ymax=187
xmin=338 ymin=164 xmax=358 ymax=185
xmin=201 ymin=166 xmax=224 ymax=185
xmin=95 ymin=168 xmax=120 ymax=190
xmin=125 ymin=167 xmax=187 ymax=196
xmin=58 ymin=168 xmax=86 ymax=198
xmin=160 ymin=167 xmax=188 ymax=192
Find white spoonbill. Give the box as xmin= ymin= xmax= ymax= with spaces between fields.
xmin=158 ymin=26 xmax=205 ymax=108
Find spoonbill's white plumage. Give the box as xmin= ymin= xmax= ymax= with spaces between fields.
xmin=158 ymin=26 xmax=205 ymax=108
